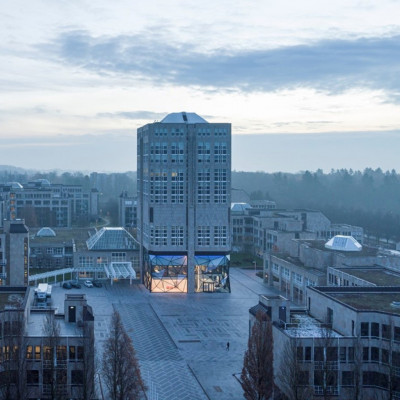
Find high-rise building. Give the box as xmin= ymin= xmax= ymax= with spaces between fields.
xmin=137 ymin=112 xmax=231 ymax=293
xmin=0 ymin=219 xmax=29 ymax=286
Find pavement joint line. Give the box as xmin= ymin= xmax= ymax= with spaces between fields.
xmin=148 ymin=300 xmax=179 ymax=349
xmin=187 ymin=363 xmax=212 ymax=400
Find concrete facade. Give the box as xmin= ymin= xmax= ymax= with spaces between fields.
xmin=230 ymin=206 xmax=364 ymax=256
xmin=0 ymin=287 xmax=94 ymax=399
xmin=250 ymin=287 xmax=400 ymax=399
xmin=137 ymin=112 xmax=231 ymax=293
xmin=0 ymin=220 xmax=29 ymax=287
xmin=265 ymin=237 xmax=400 ymax=306
xmin=118 ymin=191 xmax=137 ymax=228
xmin=0 ymin=180 xmax=99 ymax=228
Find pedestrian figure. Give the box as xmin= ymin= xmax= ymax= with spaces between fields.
xmin=226 ymin=342 xmax=230 ymax=351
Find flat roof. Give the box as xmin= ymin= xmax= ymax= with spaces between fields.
xmin=271 ymin=253 xmax=325 ymax=276
xmin=286 ymin=313 xmax=342 ymax=338
xmin=336 ymin=268 xmax=400 ymax=286
xmin=27 ymin=312 xmax=84 ymax=337
xmin=330 ymin=292 xmax=400 ymax=315
xmin=30 ymin=227 xmax=93 ymax=248
xmin=298 ymin=239 xmax=380 ymax=257
xmin=310 ymin=286 xmax=400 ymax=315
xmin=26 ymin=286 xmax=86 ymax=337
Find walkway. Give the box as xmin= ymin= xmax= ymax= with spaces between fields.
xmin=101 ymin=268 xmax=281 ymax=400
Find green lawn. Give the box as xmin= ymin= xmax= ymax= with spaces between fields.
xmin=230 ymin=252 xmax=263 ymax=268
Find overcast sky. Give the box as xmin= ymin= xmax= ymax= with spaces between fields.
xmin=1 ymin=1 xmax=400 ymax=173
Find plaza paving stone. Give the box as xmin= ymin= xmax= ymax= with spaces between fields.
xmin=82 ymin=268 xmax=285 ymax=400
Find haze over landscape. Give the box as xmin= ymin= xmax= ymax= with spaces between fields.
xmin=1 ymin=1 xmax=400 ymax=172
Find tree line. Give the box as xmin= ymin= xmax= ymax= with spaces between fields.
xmin=2 ymin=166 xmax=400 ymax=239
xmin=233 ymin=168 xmax=400 ymax=241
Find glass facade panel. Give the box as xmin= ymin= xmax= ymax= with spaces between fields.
xmin=145 ymin=253 xmax=188 ymax=293
xmin=194 ymin=254 xmax=230 ymax=293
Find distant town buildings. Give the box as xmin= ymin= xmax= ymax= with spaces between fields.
xmin=119 ymin=191 xmax=137 ymax=228
xmin=0 ymin=179 xmax=99 ymax=228
xmin=137 ymin=112 xmax=231 ymax=293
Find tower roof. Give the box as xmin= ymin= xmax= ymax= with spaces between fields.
xmin=160 ymin=112 xmax=208 ymax=124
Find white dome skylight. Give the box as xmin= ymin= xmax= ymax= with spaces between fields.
xmin=325 ymin=235 xmax=362 ymax=252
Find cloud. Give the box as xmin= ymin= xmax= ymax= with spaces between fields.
xmin=42 ymin=30 xmax=400 ymax=97
xmin=97 ymin=110 xmax=167 ymax=120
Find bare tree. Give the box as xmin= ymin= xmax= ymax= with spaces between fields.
xmin=352 ymin=334 xmax=363 ymax=400
xmin=76 ymin=314 xmax=96 ymax=400
xmin=240 ymin=310 xmax=274 ymax=400
xmin=101 ymin=310 xmax=145 ymax=400
xmin=314 ymin=324 xmax=338 ymax=400
xmin=278 ymin=335 xmax=312 ymax=400
xmin=0 ymin=309 xmax=30 ymax=400
xmin=42 ymin=312 xmax=67 ymax=400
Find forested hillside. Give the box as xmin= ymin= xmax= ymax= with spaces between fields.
xmin=232 ymin=168 xmax=400 ymax=241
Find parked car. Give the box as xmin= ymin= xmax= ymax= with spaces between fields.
xmin=93 ymin=280 xmax=103 ymax=288
xmin=71 ymin=282 xmax=81 ymax=289
xmin=62 ymin=282 xmax=72 ymax=289
xmin=84 ymin=280 xmax=93 ymax=288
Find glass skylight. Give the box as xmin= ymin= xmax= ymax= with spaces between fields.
xmin=86 ymin=227 xmax=138 ymax=250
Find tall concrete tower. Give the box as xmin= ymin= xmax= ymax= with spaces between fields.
xmin=137 ymin=112 xmax=231 ymax=293
xmin=0 ymin=220 xmax=29 ymax=286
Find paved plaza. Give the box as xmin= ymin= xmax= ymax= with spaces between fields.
xmin=59 ymin=268 xmax=284 ymax=399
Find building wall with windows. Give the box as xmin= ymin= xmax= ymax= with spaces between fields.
xmin=0 ymin=288 xmax=94 ymax=399
xmin=119 ymin=192 xmax=137 ymax=228
xmin=0 ymin=180 xmax=99 ymax=228
xmin=250 ymin=288 xmax=400 ymax=399
xmin=0 ymin=220 xmax=29 ymax=287
xmin=137 ymin=112 xmax=231 ymax=293
xmin=230 ymin=206 xmax=364 ymax=256
xmin=264 ymin=237 xmax=396 ymax=306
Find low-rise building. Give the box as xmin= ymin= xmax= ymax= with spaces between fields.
xmin=74 ymin=227 xmax=139 ymax=283
xmin=230 ymin=205 xmax=363 ymax=256
xmin=250 ymin=286 xmax=400 ymax=399
xmin=0 ymin=286 xmax=94 ymax=399
xmin=28 ymin=226 xmax=140 ymax=285
xmin=265 ymin=236 xmax=400 ymax=306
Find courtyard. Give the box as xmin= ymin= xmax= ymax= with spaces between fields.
xmin=52 ymin=267 xmax=283 ymax=400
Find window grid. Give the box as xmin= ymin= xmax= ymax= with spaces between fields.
xmin=197 ymin=142 xmax=211 ymax=163
xmin=150 ymin=226 xmax=168 ymax=246
xmin=214 ymin=168 xmax=227 ymax=203
xmin=197 ymin=169 xmax=211 ymax=203
xmin=171 ymin=170 xmax=184 ymax=204
xmin=150 ymin=171 xmax=168 ymax=203
xmin=171 ymin=226 xmax=184 ymax=246
xmin=197 ymin=226 xmax=210 ymax=246
xmin=214 ymin=142 xmax=227 ymax=163
xmin=214 ymin=226 xmax=227 ymax=246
